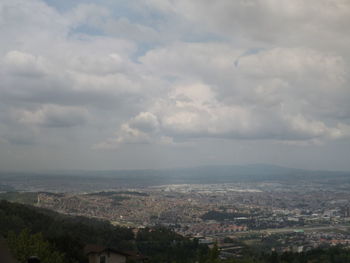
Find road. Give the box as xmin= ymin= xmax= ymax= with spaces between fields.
xmin=230 ymin=224 xmax=350 ymax=237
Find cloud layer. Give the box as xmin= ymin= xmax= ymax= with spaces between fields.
xmin=0 ymin=0 xmax=350 ymax=170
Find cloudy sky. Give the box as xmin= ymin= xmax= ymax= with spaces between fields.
xmin=0 ymin=0 xmax=350 ymax=171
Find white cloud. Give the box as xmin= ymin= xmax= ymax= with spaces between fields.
xmin=140 ymin=43 xmax=348 ymax=115
xmin=144 ymin=0 xmax=350 ymax=50
xmin=66 ymin=3 xmax=110 ymax=28
xmin=0 ymin=0 xmax=350 ymax=170
xmin=3 ymin=51 xmax=49 ymax=77
xmin=98 ymin=81 xmax=350 ymax=148
xmin=129 ymin=112 xmax=159 ymax=133
xmin=13 ymin=105 xmax=90 ymax=128
xmin=103 ymin=18 xmax=161 ymax=43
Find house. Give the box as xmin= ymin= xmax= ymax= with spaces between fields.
xmin=85 ymin=244 xmax=147 ymax=263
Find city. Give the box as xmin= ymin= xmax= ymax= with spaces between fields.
xmin=2 ymin=173 xmax=350 ymax=260
xmin=1 ymin=0 xmax=350 ymax=262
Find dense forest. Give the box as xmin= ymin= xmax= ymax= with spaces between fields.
xmin=1 ymin=200 xmax=350 ymax=263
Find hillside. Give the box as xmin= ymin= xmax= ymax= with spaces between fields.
xmin=0 ymin=200 xmax=208 ymax=263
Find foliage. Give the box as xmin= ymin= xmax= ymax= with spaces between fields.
xmin=0 ymin=200 xmax=209 ymax=263
xmin=201 ymin=210 xmax=250 ymax=221
xmin=0 ymin=192 xmax=38 ymax=205
xmin=136 ymin=227 xmax=210 ymax=263
xmin=0 ymin=200 xmax=134 ymax=263
xmin=7 ymin=229 xmax=66 ymax=263
xmin=218 ymin=246 xmax=350 ymax=263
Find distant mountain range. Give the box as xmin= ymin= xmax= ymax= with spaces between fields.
xmin=1 ymin=164 xmax=350 ymax=191
xmin=77 ymin=163 xmax=350 ymax=182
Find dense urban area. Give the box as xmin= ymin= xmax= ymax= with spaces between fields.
xmin=2 ymin=167 xmax=350 ymax=262
xmin=36 ymin=183 xmax=350 ymax=256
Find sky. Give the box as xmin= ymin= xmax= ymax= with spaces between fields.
xmin=0 ymin=0 xmax=350 ymax=171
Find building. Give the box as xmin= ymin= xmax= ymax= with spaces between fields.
xmin=85 ymin=245 xmax=147 ymax=263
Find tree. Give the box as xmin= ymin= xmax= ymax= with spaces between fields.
xmin=7 ymin=229 xmax=67 ymax=263
xmin=207 ymin=243 xmax=219 ymax=263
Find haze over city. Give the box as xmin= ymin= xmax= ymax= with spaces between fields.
xmin=0 ymin=0 xmax=350 ymax=172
